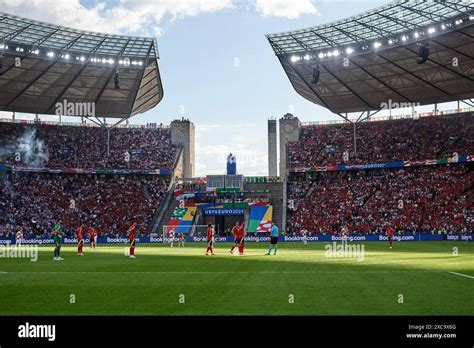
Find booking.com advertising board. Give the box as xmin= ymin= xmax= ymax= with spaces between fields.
xmin=0 ymin=234 xmax=471 ymax=245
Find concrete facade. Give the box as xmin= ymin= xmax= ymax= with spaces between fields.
xmin=170 ymin=118 xmax=195 ymax=178
xmin=279 ymin=113 xmax=301 ymax=179
xmin=267 ymin=119 xmax=278 ymax=177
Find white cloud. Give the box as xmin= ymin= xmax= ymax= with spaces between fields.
xmin=0 ymin=0 xmax=235 ymax=36
xmin=0 ymin=0 xmax=319 ymax=39
xmin=254 ymin=0 xmax=319 ymax=19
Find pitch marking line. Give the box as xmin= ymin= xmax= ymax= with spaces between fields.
xmin=0 ymin=270 xmax=444 ymax=274
xmin=448 ymin=271 xmax=474 ymax=279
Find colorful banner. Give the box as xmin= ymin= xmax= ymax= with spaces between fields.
xmin=291 ymin=154 xmax=473 ymax=173
xmin=166 ymin=205 xmax=197 ymax=234
xmin=248 ymin=204 xmax=273 ymax=233
xmin=0 ymin=164 xmax=172 ymax=175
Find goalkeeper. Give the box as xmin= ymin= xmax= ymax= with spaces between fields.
xmin=53 ymin=220 xmax=64 ymax=261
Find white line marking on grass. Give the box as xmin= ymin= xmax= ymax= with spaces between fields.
xmin=449 ymin=271 xmax=474 ymax=279
xmin=0 ymin=271 xmax=7 ymax=273
xmin=3 ymin=270 xmax=444 ymax=275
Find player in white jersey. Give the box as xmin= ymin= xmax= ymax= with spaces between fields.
xmin=15 ymin=229 xmax=23 ymax=247
xmin=178 ymin=232 xmax=185 ymax=247
xmin=341 ymin=226 xmax=349 ymax=247
xmin=94 ymin=231 xmax=98 ymax=249
xmin=301 ymin=229 xmax=308 ymax=245
xmin=169 ymin=228 xmax=176 ymax=248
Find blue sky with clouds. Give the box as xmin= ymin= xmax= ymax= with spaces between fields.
xmin=0 ymin=0 xmax=460 ymax=176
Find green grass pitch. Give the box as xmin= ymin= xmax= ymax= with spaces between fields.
xmin=0 ymin=241 xmax=473 ymax=315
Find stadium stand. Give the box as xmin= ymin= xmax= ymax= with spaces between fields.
xmin=287 ymin=163 xmax=473 ymax=235
xmin=288 ymin=112 xmax=473 ymax=169
xmin=0 ymin=173 xmax=169 ymax=238
xmin=0 ymin=121 xmax=179 ymax=170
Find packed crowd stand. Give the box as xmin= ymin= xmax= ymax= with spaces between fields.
xmin=288 ymin=113 xmax=473 ymax=169
xmin=0 ymin=122 xmax=180 ymax=238
xmin=286 ymin=164 xmax=473 ymax=235
xmin=0 ymin=173 xmax=169 ymax=238
xmin=0 ymin=122 xmax=179 ymax=170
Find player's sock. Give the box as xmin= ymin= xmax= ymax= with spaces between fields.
xmin=268 ymin=246 xmax=272 ymax=254
xmin=130 ymin=247 xmax=134 ymax=256
xmin=274 ymin=245 xmax=278 ymax=254
xmin=231 ymin=245 xmax=235 ymax=252
xmin=390 ymin=240 xmax=392 ymax=247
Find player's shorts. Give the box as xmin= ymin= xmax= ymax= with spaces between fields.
xmin=271 ymin=237 xmax=278 ymax=244
xmin=234 ymin=238 xmax=242 ymax=244
xmin=207 ymin=240 xmax=213 ymax=245
xmin=78 ymin=240 xmax=83 ymax=244
xmin=130 ymin=239 xmax=136 ymax=247
xmin=388 ymin=235 xmax=393 ymax=241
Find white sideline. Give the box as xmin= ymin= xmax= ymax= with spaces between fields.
xmin=0 ymin=270 xmax=444 ymax=274
xmin=448 ymin=271 xmax=474 ymax=279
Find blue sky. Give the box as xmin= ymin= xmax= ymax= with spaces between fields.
xmin=0 ymin=0 xmax=461 ymax=176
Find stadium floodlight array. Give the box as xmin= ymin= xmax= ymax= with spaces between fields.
xmin=0 ymin=41 xmax=145 ymax=68
xmin=267 ymin=1 xmax=473 ymax=60
xmin=283 ymin=16 xmax=471 ymax=62
xmin=0 ymin=11 xmax=164 ymax=122
xmin=266 ymin=0 xmax=474 ymax=116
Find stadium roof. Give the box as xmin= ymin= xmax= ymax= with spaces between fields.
xmin=267 ymin=0 xmax=474 ymax=118
xmin=0 ymin=11 xmax=163 ymax=123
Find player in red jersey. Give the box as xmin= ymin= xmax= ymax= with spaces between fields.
xmin=88 ymin=227 xmax=97 ymax=249
xmin=230 ymin=221 xmax=243 ymax=254
xmin=77 ymin=224 xmax=84 ymax=256
xmin=127 ymin=222 xmax=137 ymax=258
xmin=205 ymin=224 xmax=215 ymax=256
xmin=237 ymin=224 xmax=245 ymax=255
xmin=387 ymin=226 xmax=394 ymax=249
